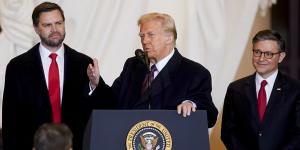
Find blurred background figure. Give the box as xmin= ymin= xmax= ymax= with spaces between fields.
xmin=33 ymin=123 xmax=73 ymax=150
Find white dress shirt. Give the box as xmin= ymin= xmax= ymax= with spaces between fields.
xmin=151 ymin=48 xmax=175 ymax=78
xmin=39 ymin=43 xmax=64 ymax=102
xmin=255 ymin=70 xmax=278 ymax=104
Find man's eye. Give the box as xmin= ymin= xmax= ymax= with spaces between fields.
xmin=43 ymin=24 xmax=51 ymax=27
xmin=265 ymin=52 xmax=272 ymax=57
xmin=254 ymin=50 xmax=260 ymax=54
xmin=148 ymin=33 xmax=155 ymax=38
xmin=139 ymin=33 xmax=144 ymax=37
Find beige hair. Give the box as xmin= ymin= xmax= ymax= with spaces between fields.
xmin=138 ymin=12 xmax=177 ymax=43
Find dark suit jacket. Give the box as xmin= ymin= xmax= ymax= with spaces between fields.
xmin=2 ymin=43 xmax=113 ymax=150
xmin=221 ymin=72 xmax=300 ymax=150
xmin=96 ymin=49 xmax=218 ymax=127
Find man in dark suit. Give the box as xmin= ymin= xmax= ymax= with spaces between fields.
xmin=221 ymin=30 xmax=300 ymax=150
xmin=88 ymin=12 xmax=218 ymax=127
xmin=2 ymin=2 xmax=112 ymax=150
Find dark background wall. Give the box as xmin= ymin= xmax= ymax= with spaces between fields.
xmin=272 ymin=0 xmax=300 ymax=80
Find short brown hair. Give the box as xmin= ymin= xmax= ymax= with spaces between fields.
xmin=32 ymin=2 xmax=65 ymax=27
xmin=138 ymin=12 xmax=177 ymax=41
xmin=252 ymin=29 xmax=286 ymax=52
xmin=33 ymin=123 xmax=73 ymax=150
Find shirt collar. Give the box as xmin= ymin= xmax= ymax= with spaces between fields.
xmin=255 ymin=69 xmax=278 ymax=86
xmin=39 ymin=43 xmax=64 ymax=59
xmin=151 ymin=48 xmax=175 ymax=72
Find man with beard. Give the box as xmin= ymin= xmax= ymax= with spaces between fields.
xmin=2 ymin=2 xmax=113 ymax=150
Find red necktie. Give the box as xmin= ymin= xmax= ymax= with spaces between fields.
xmin=141 ymin=65 xmax=157 ymax=94
xmin=258 ymin=80 xmax=267 ymax=123
xmin=48 ymin=53 xmax=61 ymax=123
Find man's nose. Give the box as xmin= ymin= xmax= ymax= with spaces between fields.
xmin=259 ymin=53 xmax=265 ymax=61
xmin=142 ymin=36 xmax=150 ymax=44
xmin=51 ymin=24 xmax=57 ymax=32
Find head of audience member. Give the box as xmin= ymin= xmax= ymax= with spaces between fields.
xmin=252 ymin=29 xmax=286 ymax=79
xmin=138 ymin=12 xmax=177 ymax=64
xmin=33 ymin=123 xmax=73 ymax=150
xmin=32 ymin=2 xmax=66 ymax=52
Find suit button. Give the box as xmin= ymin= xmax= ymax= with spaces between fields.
xmin=259 ymin=133 xmax=262 ymax=136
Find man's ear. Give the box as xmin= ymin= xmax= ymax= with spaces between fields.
xmin=165 ymin=34 xmax=173 ymax=44
xmin=33 ymin=26 xmax=39 ymax=34
xmin=278 ymin=52 xmax=286 ymax=63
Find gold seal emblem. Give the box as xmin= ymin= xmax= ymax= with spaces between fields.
xmin=126 ymin=120 xmax=172 ymax=150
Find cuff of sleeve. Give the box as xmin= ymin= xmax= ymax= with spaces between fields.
xmin=182 ymin=100 xmax=197 ymax=108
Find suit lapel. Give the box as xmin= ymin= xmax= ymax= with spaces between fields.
xmin=138 ymin=49 xmax=182 ymax=106
xmin=24 ymin=43 xmax=51 ymax=109
xmin=152 ymin=49 xmax=182 ymax=96
xmin=262 ymin=72 xmax=285 ymax=126
xmin=61 ymin=44 xmax=77 ymax=106
xmin=62 ymin=44 xmax=69 ymax=102
xmin=129 ymin=59 xmax=148 ymax=108
xmin=150 ymin=64 xmax=172 ymax=97
xmin=25 ymin=44 xmax=47 ymax=85
xmin=245 ymin=74 xmax=261 ymax=127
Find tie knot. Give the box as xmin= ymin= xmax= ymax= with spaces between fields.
xmin=261 ymin=80 xmax=267 ymax=87
xmin=150 ymin=65 xmax=157 ymax=73
xmin=49 ymin=53 xmax=58 ymax=60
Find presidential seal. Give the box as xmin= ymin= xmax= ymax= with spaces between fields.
xmin=126 ymin=120 xmax=172 ymax=150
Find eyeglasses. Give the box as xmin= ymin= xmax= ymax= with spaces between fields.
xmin=252 ymin=49 xmax=282 ymax=59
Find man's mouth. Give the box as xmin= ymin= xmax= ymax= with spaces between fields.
xmin=49 ymin=33 xmax=61 ymax=38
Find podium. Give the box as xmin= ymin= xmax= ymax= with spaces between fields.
xmin=83 ymin=110 xmax=209 ymax=150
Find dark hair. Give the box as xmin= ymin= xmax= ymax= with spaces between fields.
xmin=33 ymin=123 xmax=73 ymax=150
xmin=252 ymin=29 xmax=285 ymax=52
xmin=32 ymin=2 xmax=65 ymax=27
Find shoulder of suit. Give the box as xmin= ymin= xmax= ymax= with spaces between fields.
xmin=7 ymin=43 xmax=40 ymax=66
xmin=122 ymin=56 xmax=146 ymax=71
xmin=279 ymin=72 xmax=300 ymax=88
xmin=173 ymin=50 xmax=207 ymax=71
xmin=63 ymin=44 xmax=92 ymax=62
xmin=126 ymin=56 xmax=137 ymax=62
xmin=180 ymin=56 xmax=210 ymax=74
xmin=125 ymin=56 xmax=143 ymax=65
xmin=229 ymin=74 xmax=254 ymax=87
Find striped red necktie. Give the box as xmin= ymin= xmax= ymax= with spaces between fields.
xmin=141 ymin=65 xmax=157 ymax=94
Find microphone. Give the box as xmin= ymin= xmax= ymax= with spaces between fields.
xmin=135 ymin=49 xmax=150 ymax=69
xmin=135 ymin=49 xmax=144 ymax=59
